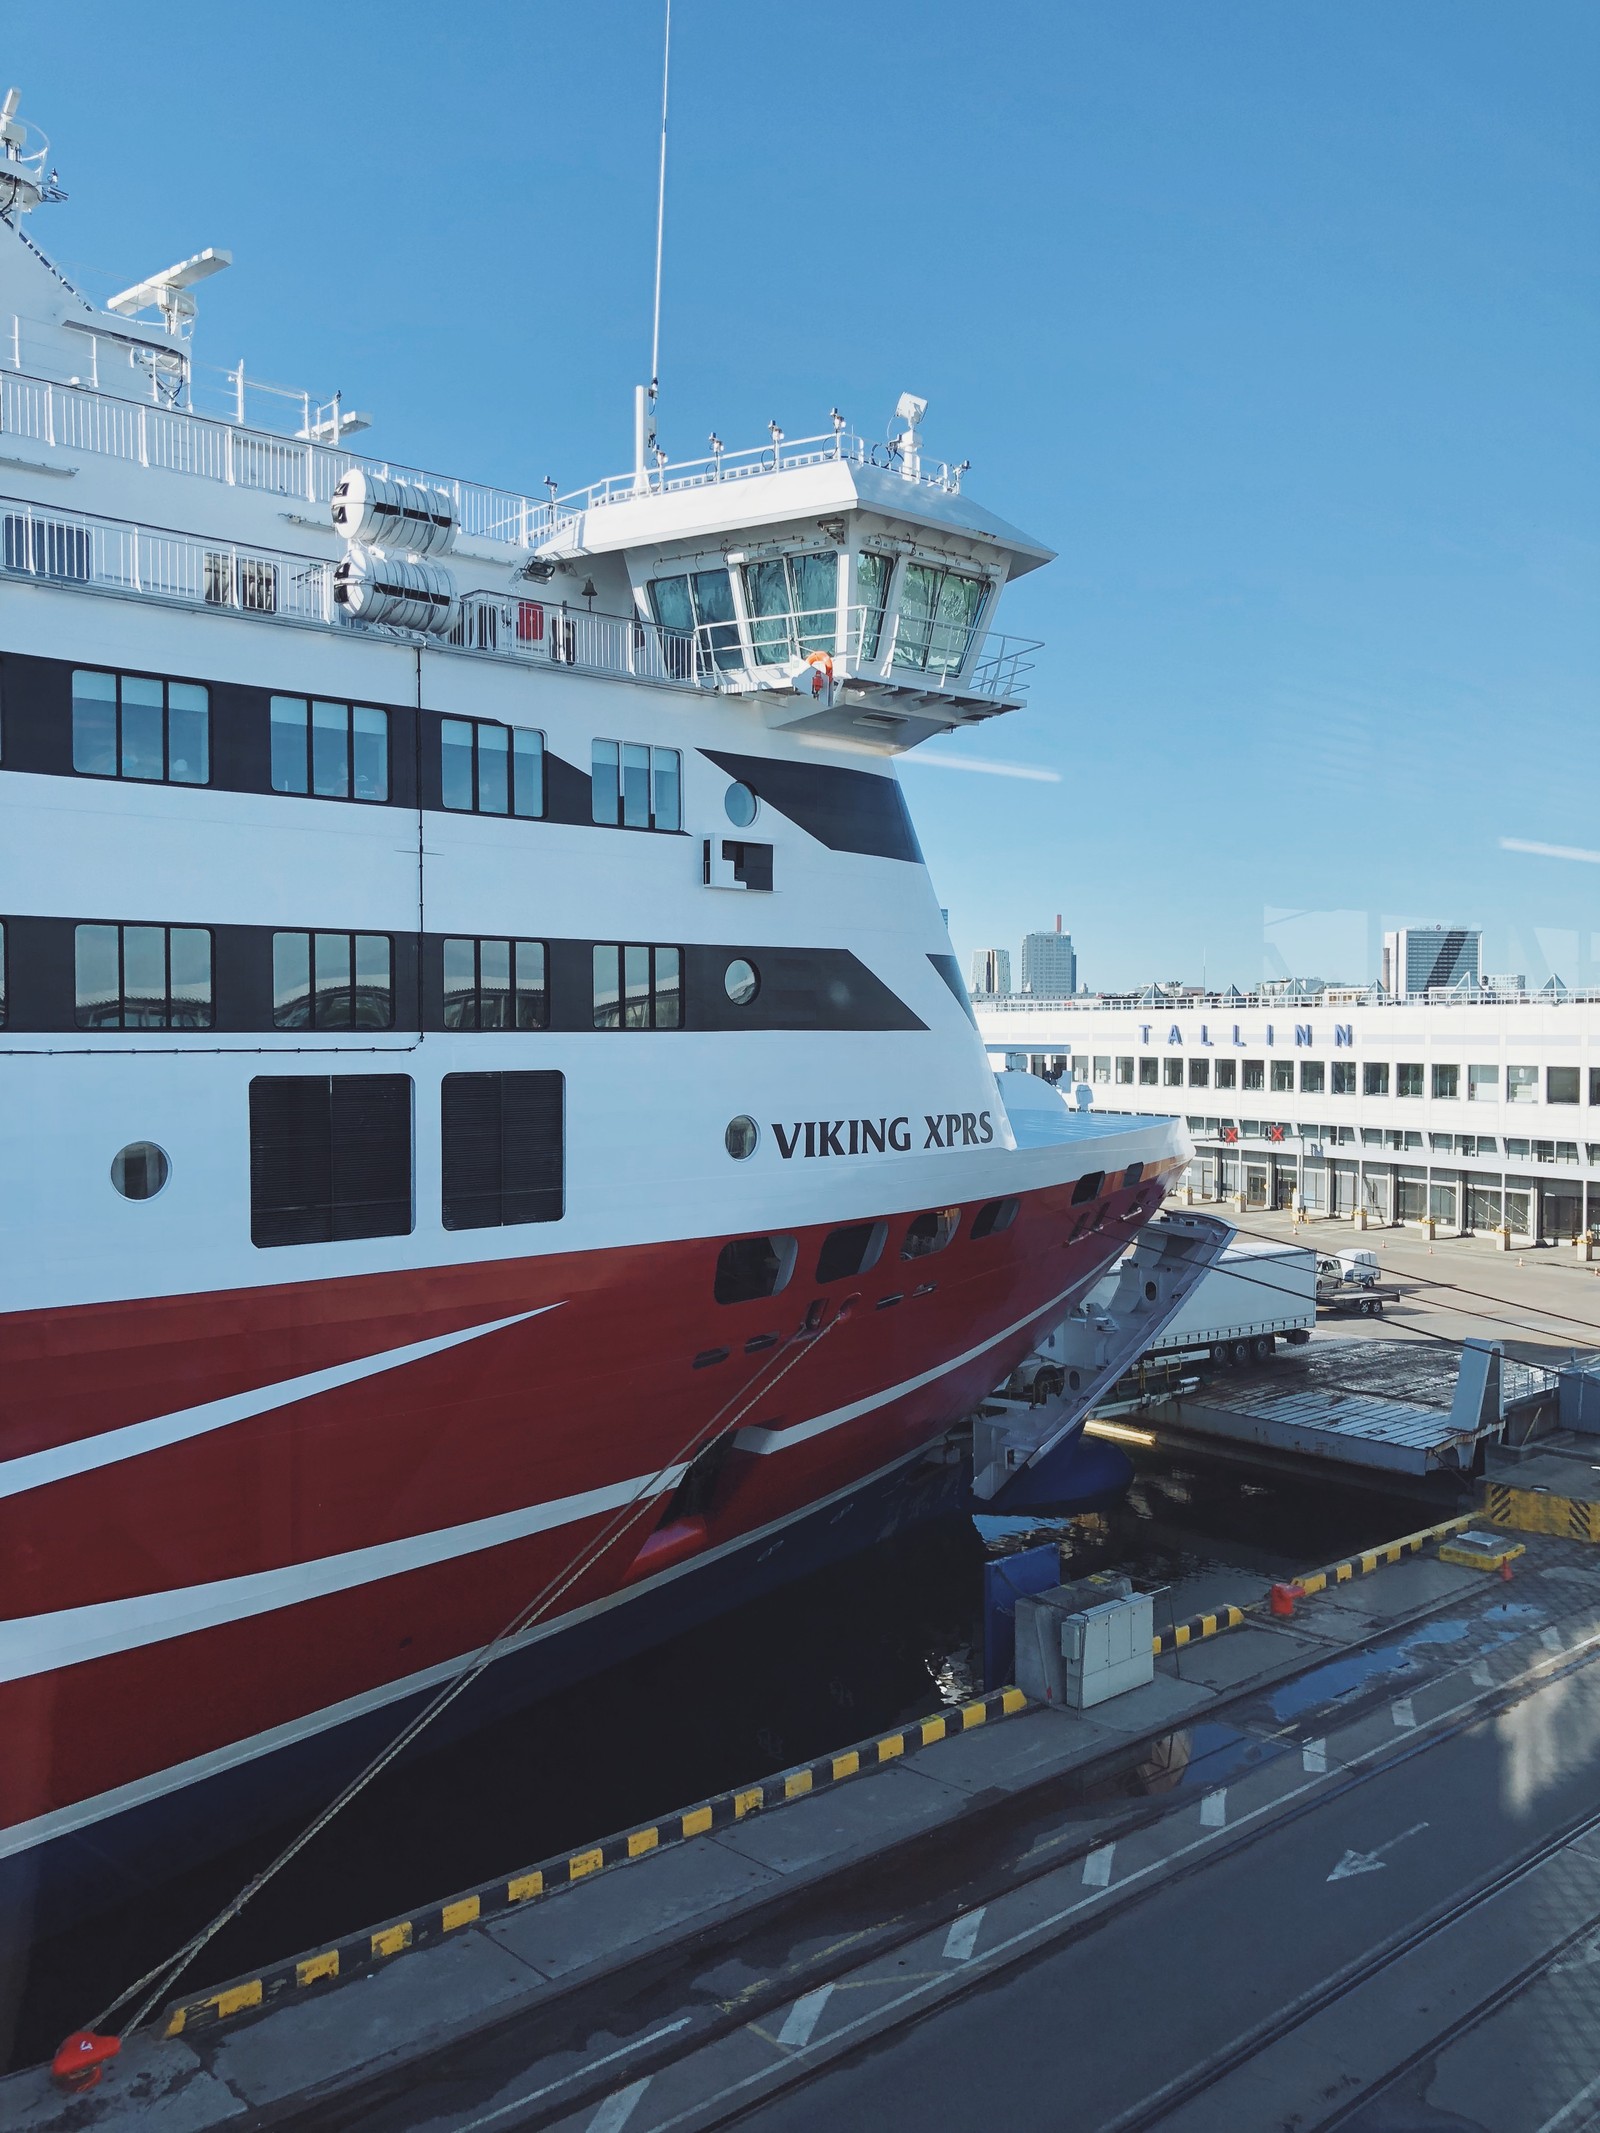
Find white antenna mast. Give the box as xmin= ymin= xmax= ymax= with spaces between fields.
xmin=634 ymin=0 xmax=672 ymax=494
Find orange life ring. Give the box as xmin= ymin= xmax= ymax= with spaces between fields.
xmin=806 ymin=650 xmax=834 ymax=697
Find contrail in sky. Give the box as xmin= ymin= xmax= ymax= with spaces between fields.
xmin=1500 ymin=836 xmax=1600 ymax=865
xmin=905 ymin=756 xmax=1062 ymax=784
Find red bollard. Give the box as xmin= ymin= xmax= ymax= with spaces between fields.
xmin=1269 ymin=1582 xmax=1299 ymax=1618
xmin=52 ymin=2031 xmax=121 ymax=2091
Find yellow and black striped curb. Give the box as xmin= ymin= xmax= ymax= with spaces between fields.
xmin=162 ymin=1685 xmax=1029 ymax=2039
xmin=1150 ymin=1512 xmax=1475 ymax=1656
xmin=1485 ymin=1480 xmax=1600 ymax=1544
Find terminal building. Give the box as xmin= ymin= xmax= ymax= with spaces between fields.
xmin=977 ymin=986 xmax=1600 ymax=1244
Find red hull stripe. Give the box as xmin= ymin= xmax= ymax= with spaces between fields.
xmin=0 ymin=1305 xmax=556 ymax=1501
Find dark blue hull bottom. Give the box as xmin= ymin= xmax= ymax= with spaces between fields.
xmin=3 ymin=1447 xmax=969 ymax=1951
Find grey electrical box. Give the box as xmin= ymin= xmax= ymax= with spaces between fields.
xmin=1013 ymin=1574 xmax=1154 ymax=1708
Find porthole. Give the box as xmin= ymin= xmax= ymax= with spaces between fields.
xmin=724 ymin=781 xmax=758 ymax=828
xmin=725 ymin=1115 xmax=759 ymax=1160
xmin=724 ymin=957 xmax=759 ymax=1006
xmin=111 ymin=1141 xmax=170 ymax=1200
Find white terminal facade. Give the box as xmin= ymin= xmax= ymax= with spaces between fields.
xmin=978 ymin=990 xmax=1600 ymax=1243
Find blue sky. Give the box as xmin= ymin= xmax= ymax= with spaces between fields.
xmin=11 ymin=2 xmax=1596 ymax=989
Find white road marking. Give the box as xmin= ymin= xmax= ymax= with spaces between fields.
xmin=1471 ymin=1660 xmax=1494 ymax=1687
xmin=1327 ymin=1821 xmax=1429 ymax=1882
xmin=1391 ymin=1697 xmax=1416 ymax=1729
xmin=1083 ymin=1844 xmax=1115 ymax=1887
xmin=1543 ymin=1627 xmax=1567 ymax=1652
xmin=942 ymin=1908 xmax=986 ymax=1962
xmin=452 ymin=2018 xmax=690 ymax=2133
xmin=1303 ymin=1739 xmax=1327 ymax=1774
xmin=776 ymin=1984 xmax=835 ymax=2050
xmin=1200 ymin=1788 xmax=1227 ymax=1827
xmin=588 ymin=2081 xmax=650 ymax=2133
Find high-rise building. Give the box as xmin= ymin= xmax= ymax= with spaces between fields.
xmin=970 ymin=947 xmax=1011 ymax=997
xmin=1381 ymin=926 xmax=1482 ymax=996
xmin=1020 ymin=917 xmax=1076 ymax=998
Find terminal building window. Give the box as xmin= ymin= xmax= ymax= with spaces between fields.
xmin=441 ymin=718 xmax=544 ymax=817
xmin=248 ymin=1074 xmax=413 ymax=1246
xmin=443 ymin=938 xmax=548 ymax=1029
xmin=1093 ymin=1056 xmax=1111 ymax=1082
xmin=1591 ymin=1069 xmax=1600 ymax=1106
xmin=1188 ymin=1058 xmax=1209 ymax=1087
xmin=593 ymin=943 xmax=682 ymax=1029
xmin=1214 ymin=1059 xmax=1237 ymax=1090
xmin=1163 ymin=1058 xmax=1182 ymax=1087
xmin=1468 ymin=1064 xmax=1499 ymax=1101
xmin=1115 ymin=1056 xmax=1134 ymax=1084
xmin=72 ymin=669 xmax=209 ymax=785
xmin=1432 ymin=1065 xmax=1459 ymax=1100
xmin=1364 ymin=1062 xmax=1390 ymax=1097
xmin=1397 ymin=1063 xmax=1423 ymax=1097
xmin=1331 ymin=1061 xmax=1356 ymax=1095
xmin=273 ymin=931 xmax=393 ymax=1029
xmin=271 ymin=697 xmax=389 ymax=802
xmin=1300 ymin=1061 xmax=1324 ymax=1094
xmin=1242 ymin=1060 xmax=1265 ymax=1092
xmin=441 ymin=1070 xmax=564 ymax=1229
xmin=1548 ymin=1067 xmax=1580 ymax=1105
xmin=1139 ymin=1057 xmax=1159 ymax=1086
xmin=1270 ymin=1060 xmax=1293 ymax=1093
xmin=591 ymin=740 xmax=682 ymax=831
xmin=75 ymin=922 xmax=212 ymax=1029
xmin=1507 ymin=1065 xmax=1538 ymax=1104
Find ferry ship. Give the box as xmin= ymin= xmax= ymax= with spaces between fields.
xmin=0 ymin=88 xmax=1193 ymax=1918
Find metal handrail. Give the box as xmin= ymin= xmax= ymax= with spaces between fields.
xmin=979 ymin=988 xmax=1600 ymax=1013
xmin=685 ymin=598 xmax=1039 ymax=702
xmin=567 ymin=429 xmax=971 ymax=513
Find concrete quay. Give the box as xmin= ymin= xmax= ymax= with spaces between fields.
xmin=16 ymin=1452 xmax=1600 ymax=2132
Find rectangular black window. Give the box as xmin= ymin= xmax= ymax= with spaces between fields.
xmin=270 ymin=696 xmax=389 ymax=802
xmin=1138 ymin=1057 xmax=1159 ymax=1086
xmin=1214 ymin=1058 xmax=1237 ymax=1089
xmin=0 ymin=918 xmax=5 ymax=1026
xmin=591 ymin=740 xmax=681 ymax=830
xmin=72 ymin=669 xmax=209 ymax=784
xmin=1270 ymin=1060 xmax=1294 ymax=1092
xmin=1397 ymin=1062 xmax=1424 ymax=1097
xmin=75 ymin=923 xmax=212 ymax=1029
xmin=440 ymin=717 xmax=544 ymax=817
xmin=1242 ymin=1060 xmax=1265 ymax=1091
xmin=1300 ymin=1061 xmax=1325 ymax=1094
xmin=592 ymin=943 xmax=682 ymax=1029
xmin=1364 ymin=1062 xmax=1390 ymax=1096
xmin=441 ymin=1070 xmax=564 ymax=1229
xmin=1331 ymin=1060 xmax=1356 ymax=1094
xmin=249 ymin=1075 xmax=413 ymax=1247
xmin=442 ymin=937 xmax=548 ymax=1029
xmin=1548 ymin=1067 xmax=1580 ymax=1105
xmin=5 ymin=512 xmax=90 ymax=581
xmin=273 ymin=931 xmax=393 ymax=1029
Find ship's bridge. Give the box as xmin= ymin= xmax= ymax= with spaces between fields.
xmin=537 ymin=412 xmax=1054 ymax=750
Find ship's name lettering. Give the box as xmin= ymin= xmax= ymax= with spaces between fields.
xmin=770 ymin=1111 xmax=994 ymax=1160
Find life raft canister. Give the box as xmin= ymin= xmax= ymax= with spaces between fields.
xmin=806 ymin=650 xmax=834 ymax=698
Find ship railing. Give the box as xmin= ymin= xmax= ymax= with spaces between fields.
xmin=978 ymin=988 xmax=1600 ymax=1013
xmin=0 ymin=362 xmax=568 ymax=549
xmin=688 ymin=600 xmax=1040 ymax=704
xmin=570 ymin=429 xmax=971 ymax=512
xmin=0 ymin=493 xmax=708 ymax=690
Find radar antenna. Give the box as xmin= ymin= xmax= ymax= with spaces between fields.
xmin=0 ymin=87 xmax=66 ymax=219
xmin=106 ymin=248 xmax=232 ymax=340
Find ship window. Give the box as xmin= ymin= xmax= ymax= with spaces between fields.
xmin=714 ymin=1233 xmax=798 ymax=1304
xmin=647 ymin=568 xmax=741 ymax=673
xmin=272 ymin=931 xmax=393 ymax=1029
xmin=1071 ymin=1170 xmax=1105 ymax=1206
xmin=441 ymin=1070 xmax=564 ymax=1229
xmin=0 ymin=920 xmax=6 ymax=1026
xmin=111 ymin=1140 xmax=170 ymax=1200
xmin=902 ymin=1207 xmax=959 ymax=1260
xmin=4 ymin=512 xmax=90 ymax=582
xmin=74 ymin=923 xmax=212 ymax=1029
xmin=816 ymin=1220 xmax=887 ymax=1283
xmin=71 ymin=669 xmax=210 ymax=785
xmin=970 ymin=1196 xmax=1019 ymax=1239
xmin=270 ymin=696 xmax=389 ymax=802
xmin=892 ymin=563 xmax=988 ymax=677
xmin=855 ymin=551 xmax=893 ymax=660
xmin=742 ymin=551 xmax=837 ymax=666
xmin=591 ymin=739 xmax=681 ymax=830
xmin=443 ymin=937 xmax=548 ymax=1029
xmin=592 ymin=943 xmax=682 ymax=1029
xmin=440 ymin=717 xmax=544 ymax=817
xmin=248 ymin=1074 xmax=413 ymax=1246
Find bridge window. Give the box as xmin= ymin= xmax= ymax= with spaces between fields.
xmin=441 ymin=717 xmax=544 ymax=816
xmin=75 ymin=922 xmax=212 ymax=1029
xmin=273 ymin=931 xmax=392 ymax=1029
xmin=742 ymin=551 xmax=837 ymax=665
xmin=855 ymin=551 xmax=893 ymax=660
xmin=72 ymin=669 xmax=209 ymax=785
xmin=271 ymin=696 xmax=389 ymax=802
xmin=647 ymin=568 xmax=741 ymax=673
xmin=893 ymin=563 xmax=987 ymax=677
xmin=591 ymin=740 xmax=681 ymax=830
